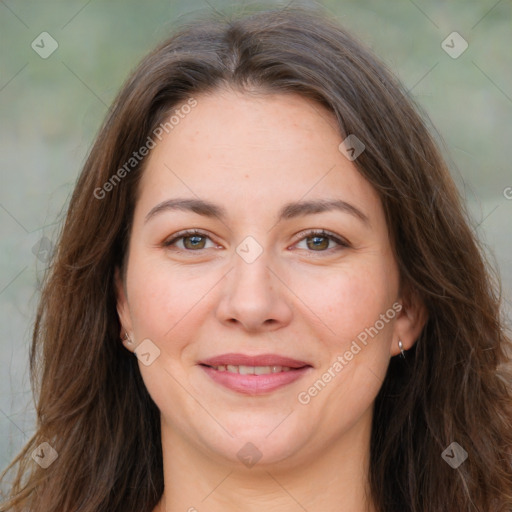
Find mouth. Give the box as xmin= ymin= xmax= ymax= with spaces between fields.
xmin=197 ymin=353 xmax=313 ymax=394
xmin=201 ymin=364 xmax=301 ymax=374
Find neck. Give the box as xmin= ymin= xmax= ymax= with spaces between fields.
xmin=154 ymin=408 xmax=376 ymax=512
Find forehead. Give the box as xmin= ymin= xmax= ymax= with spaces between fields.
xmin=135 ymin=89 xmax=383 ymax=225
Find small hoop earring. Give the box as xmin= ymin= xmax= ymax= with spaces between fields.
xmin=398 ymin=339 xmax=406 ymax=359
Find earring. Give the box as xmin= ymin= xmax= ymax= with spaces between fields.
xmin=123 ymin=331 xmax=133 ymax=346
xmin=398 ymin=339 xmax=406 ymax=359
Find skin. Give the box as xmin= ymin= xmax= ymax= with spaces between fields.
xmin=115 ymin=88 xmax=426 ymax=512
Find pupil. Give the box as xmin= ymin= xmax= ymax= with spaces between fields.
xmin=185 ymin=235 xmax=204 ymax=249
xmin=308 ymin=236 xmax=328 ymax=250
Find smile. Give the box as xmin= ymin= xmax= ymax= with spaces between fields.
xmin=207 ymin=364 xmax=293 ymax=374
xmin=199 ymin=364 xmax=312 ymax=394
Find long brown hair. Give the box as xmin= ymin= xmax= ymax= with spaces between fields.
xmin=1 ymin=7 xmax=511 ymax=512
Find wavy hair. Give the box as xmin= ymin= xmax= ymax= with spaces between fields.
xmin=1 ymin=6 xmax=511 ymax=512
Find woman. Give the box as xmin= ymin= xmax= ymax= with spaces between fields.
xmin=1 ymin=7 xmax=511 ymax=512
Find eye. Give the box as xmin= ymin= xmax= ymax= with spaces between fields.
xmin=293 ymin=229 xmax=350 ymax=252
xmin=162 ymin=230 xmax=218 ymax=251
xmin=162 ymin=228 xmax=350 ymax=254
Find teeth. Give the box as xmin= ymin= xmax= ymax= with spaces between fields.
xmin=212 ymin=365 xmax=293 ymax=374
xmin=239 ymin=365 xmax=254 ymax=375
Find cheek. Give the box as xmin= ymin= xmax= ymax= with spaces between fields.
xmin=296 ymin=261 xmax=398 ymax=346
xmin=126 ymin=256 xmax=207 ymax=414
xmin=127 ymin=253 xmax=212 ymax=341
xmin=295 ymin=266 xmax=397 ymax=431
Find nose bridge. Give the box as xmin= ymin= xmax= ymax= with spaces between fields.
xmin=216 ymin=235 xmax=292 ymax=331
xmin=232 ymin=241 xmax=272 ymax=292
xmin=231 ymin=237 xmax=275 ymax=305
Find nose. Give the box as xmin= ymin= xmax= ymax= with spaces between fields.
xmin=215 ymin=244 xmax=294 ymax=333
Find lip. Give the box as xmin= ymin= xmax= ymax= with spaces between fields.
xmin=200 ymin=365 xmax=312 ymax=394
xmin=199 ymin=353 xmax=312 ymax=368
xmin=198 ymin=353 xmax=313 ymax=395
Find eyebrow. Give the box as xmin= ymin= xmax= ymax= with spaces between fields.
xmin=144 ymin=197 xmax=370 ymax=227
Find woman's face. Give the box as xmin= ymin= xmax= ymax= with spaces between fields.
xmin=116 ymin=89 xmax=423 ymax=469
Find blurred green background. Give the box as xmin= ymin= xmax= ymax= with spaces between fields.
xmin=1 ymin=0 xmax=511 ymax=473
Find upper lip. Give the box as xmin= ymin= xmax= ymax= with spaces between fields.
xmin=199 ymin=353 xmax=312 ymax=368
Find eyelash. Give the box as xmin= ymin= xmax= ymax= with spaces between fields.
xmin=162 ymin=228 xmax=350 ymax=254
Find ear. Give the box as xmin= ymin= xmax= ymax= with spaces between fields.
xmin=115 ymin=266 xmax=135 ymax=352
xmin=391 ymin=284 xmax=428 ymax=357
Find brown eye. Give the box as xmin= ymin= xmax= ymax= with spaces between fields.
xmin=294 ymin=230 xmax=350 ymax=253
xmin=163 ymin=230 xmax=215 ymax=251
xmin=182 ymin=234 xmax=207 ymax=250
xmin=306 ymin=235 xmax=331 ymax=251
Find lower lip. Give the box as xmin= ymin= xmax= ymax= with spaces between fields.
xmin=200 ymin=365 xmax=312 ymax=394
